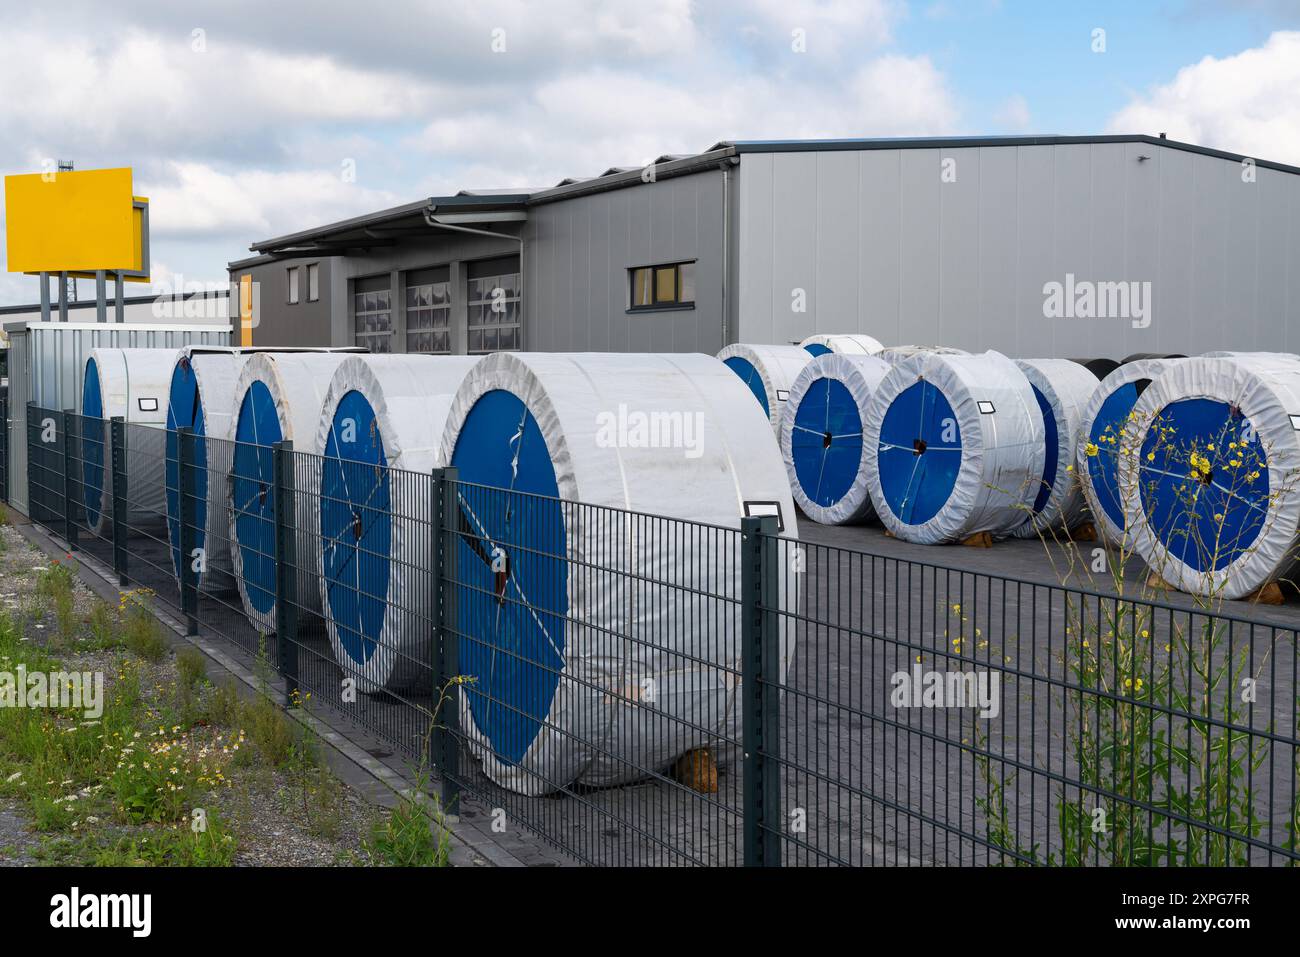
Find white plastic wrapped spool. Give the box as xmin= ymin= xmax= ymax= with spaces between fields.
xmin=80 ymin=348 xmax=173 ymax=537
xmin=440 ymin=351 xmax=798 ymax=795
xmin=877 ymin=345 xmax=971 ymax=364
xmin=1076 ymin=358 xmax=1185 ymax=546
xmin=165 ymin=349 xmax=254 ymax=591
xmin=716 ymin=343 xmax=812 ymax=435
xmin=314 ymin=355 xmax=482 ymax=690
xmin=1118 ymin=353 xmax=1300 ymax=600
xmin=780 ymin=353 xmax=890 ymax=524
xmin=799 ymin=333 xmax=885 ymax=357
xmin=1010 ymin=359 xmax=1102 ymax=538
xmin=228 ymin=352 xmax=359 ymax=634
xmin=864 ymin=350 xmax=1044 ymax=544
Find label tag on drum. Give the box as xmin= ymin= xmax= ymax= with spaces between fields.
xmin=977 ymin=400 xmax=996 ymax=414
xmin=138 ymin=397 xmax=159 ymax=412
xmin=743 ymin=500 xmax=785 ymax=532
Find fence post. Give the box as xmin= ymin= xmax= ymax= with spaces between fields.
xmin=0 ymin=390 xmax=9 ymax=505
xmin=273 ymin=440 xmax=299 ymax=706
xmin=177 ymin=427 xmax=198 ymax=636
xmin=61 ymin=409 xmax=79 ymax=551
xmin=110 ymin=417 xmax=129 ymax=586
xmin=742 ymin=514 xmax=781 ymax=867
xmin=432 ymin=465 xmax=461 ymax=816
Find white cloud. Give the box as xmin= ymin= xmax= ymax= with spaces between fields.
xmin=993 ymin=94 xmax=1031 ymax=132
xmin=0 ymin=0 xmax=961 ymax=305
xmin=141 ymin=162 xmax=401 ymax=240
xmin=1107 ymin=31 xmax=1300 ymax=165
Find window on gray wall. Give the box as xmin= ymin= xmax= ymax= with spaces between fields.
xmin=307 ymin=263 xmax=320 ymax=302
xmin=467 ymin=256 xmax=521 ymax=354
xmin=406 ymin=266 xmax=451 ymax=354
xmin=287 ymin=266 xmax=300 ymax=304
xmin=628 ymin=260 xmax=695 ymax=310
xmin=353 ymin=276 xmax=393 ymax=353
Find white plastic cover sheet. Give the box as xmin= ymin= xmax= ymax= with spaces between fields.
xmin=877 ymin=345 xmax=970 ymax=364
xmin=780 ymin=353 xmax=890 ymax=525
xmin=440 ymin=351 xmax=799 ymax=795
xmin=716 ymin=343 xmax=812 ymax=435
xmin=313 ymin=355 xmax=481 ymax=690
xmin=229 ymin=352 xmax=358 ymax=633
xmin=1118 ymin=354 xmax=1300 ymax=600
xmin=799 ymin=333 xmax=885 ymax=355
xmin=1076 ymin=358 xmax=1184 ymax=547
xmin=170 ymin=349 xmax=251 ymax=589
xmin=863 ymin=350 xmax=1044 ymax=544
xmin=1011 ymin=358 xmax=1101 ymax=538
xmin=82 ymin=348 xmax=173 ymax=537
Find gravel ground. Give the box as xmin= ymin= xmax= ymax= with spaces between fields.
xmin=0 ymin=519 xmax=396 ymax=867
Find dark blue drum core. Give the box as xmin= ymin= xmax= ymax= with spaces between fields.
xmin=82 ymin=360 xmax=106 ymax=528
xmin=450 ymin=389 xmax=568 ymax=768
xmin=320 ymin=391 xmax=392 ymax=670
xmin=166 ymin=358 xmax=210 ymax=580
xmin=790 ymin=377 xmax=863 ymax=509
xmin=877 ymin=381 xmax=962 ymax=526
xmin=1086 ymin=380 xmax=1147 ymax=529
xmin=1029 ymin=384 xmax=1058 ymax=515
xmin=804 ymin=343 xmax=832 ymax=357
xmin=723 ymin=356 xmax=770 ymax=417
xmin=1138 ymin=398 xmax=1268 ymax=573
xmin=231 ymin=381 xmax=282 ymax=617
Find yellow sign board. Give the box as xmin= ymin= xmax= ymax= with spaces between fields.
xmin=4 ymin=168 xmax=136 ymax=273
xmin=56 ymin=197 xmax=151 ymax=283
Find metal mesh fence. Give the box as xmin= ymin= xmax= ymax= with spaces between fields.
xmin=18 ymin=403 xmax=1300 ymax=867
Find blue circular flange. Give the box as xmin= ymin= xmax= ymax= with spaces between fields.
xmin=790 ymin=377 xmax=863 ymax=509
xmin=1029 ymin=384 xmax=1059 ymax=516
xmin=877 ymin=380 xmax=962 ymax=526
xmin=1138 ymin=398 xmax=1268 ymax=573
xmin=803 ymin=343 xmax=832 ymax=357
xmin=320 ymin=391 xmax=392 ymax=669
xmin=450 ymin=389 xmax=568 ymax=767
xmin=81 ymin=359 xmax=106 ymax=528
xmin=232 ymin=380 xmax=283 ymax=616
xmin=1087 ymin=381 xmax=1145 ymax=530
xmin=166 ymin=358 xmax=211 ymax=580
xmin=723 ymin=356 xmax=770 ymax=418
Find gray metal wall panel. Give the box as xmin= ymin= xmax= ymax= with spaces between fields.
xmin=899 ymin=149 xmax=942 ymax=346
xmin=939 ymin=147 xmax=982 ymax=350
xmin=735 ymin=142 xmax=1300 ymax=358
xmin=524 ymin=168 xmax=725 ymax=356
xmin=857 ymin=150 xmax=902 ymax=341
xmin=8 ymin=329 xmax=28 ymax=514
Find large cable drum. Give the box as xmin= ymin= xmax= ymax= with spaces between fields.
xmin=877 ymin=345 xmax=970 ymax=364
xmin=1010 ymin=359 xmax=1101 ymax=538
xmin=80 ymin=349 xmax=173 ymax=537
xmin=780 ymin=352 xmax=890 ymax=524
xmin=799 ymin=333 xmax=885 ymax=357
xmin=863 ymin=351 xmax=1044 ymax=544
xmin=315 ymin=355 xmax=481 ymax=690
xmin=229 ymin=352 xmax=357 ymax=634
xmin=440 ymin=351 xmax=798 ymax=795
xmin=1119 ymin=353 xmax=1300 ymax=600
xmin=1077 ymin=357 xmax=1185 ymax=546
xmin=165 ymin=349 xmax=252 ymax=591
xmin=716 ymin=343 xmax=811 ymax=434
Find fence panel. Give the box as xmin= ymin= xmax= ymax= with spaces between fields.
xmin=20 ymin=404 xmax=1300 ymax=867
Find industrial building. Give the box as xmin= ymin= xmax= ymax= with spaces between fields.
xmin=229 ymin=134 xmax=1300 ymax=359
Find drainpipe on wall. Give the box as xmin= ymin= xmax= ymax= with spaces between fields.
xmin=422 ymin=207 xmax=526 ymax=350
xmin=719 ymin=156 xmax=739 ymax=348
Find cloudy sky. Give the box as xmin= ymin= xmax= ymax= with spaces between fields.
xmin=1 ymin=0 xmax=1298 ymax=305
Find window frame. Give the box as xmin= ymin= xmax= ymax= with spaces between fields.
xmin=627 ymin=260 xmax=696 ymax=313
xmin=352 ymin=279 xmax=394 ymax=352
xmin=306 ymin=262 xmax=320 ymax=302
xmin=287 ymin=266 xmax=300 ymax=305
